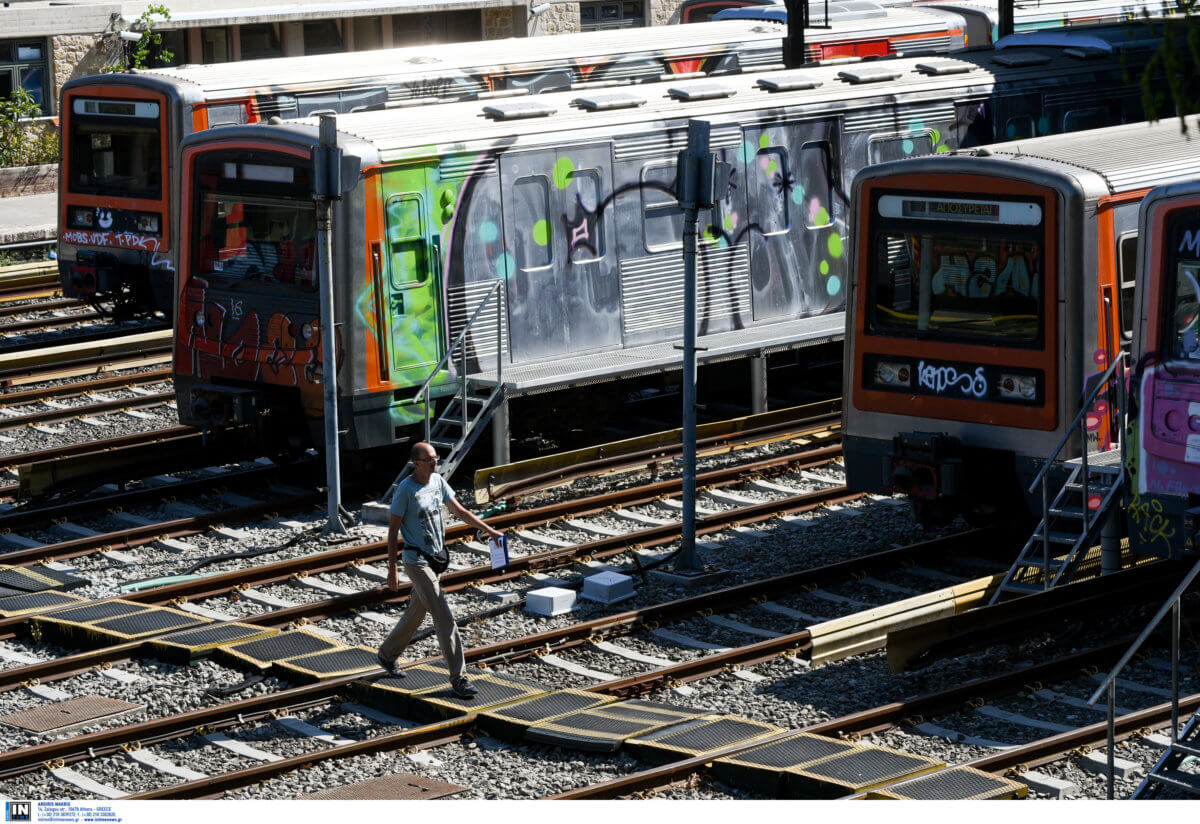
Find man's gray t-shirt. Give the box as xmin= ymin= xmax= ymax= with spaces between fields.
xmin=390 ymin=474 xmax=455 ymax=566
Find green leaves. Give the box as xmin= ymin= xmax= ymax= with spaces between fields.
xmin=0 ymin=88 xmax=58 ymax=169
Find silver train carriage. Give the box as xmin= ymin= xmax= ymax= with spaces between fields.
xmin=57 ymin=8 xmax=966 ymax=320
xmin=173 ymin=32 xmax=1161 ymax=458
xmin=842 ymin=120 xmax=1200 ymax=526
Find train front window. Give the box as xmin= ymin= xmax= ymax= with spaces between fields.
xmin=871 ymin=194 xmax=1044 ymax=343
xmin=1167 ymin=258 xmax=1200 ymax=361
xmin=196 ymin=195 xmax=316 ymax=288
xmin=67 ymin=98 xmax=162 ymax=200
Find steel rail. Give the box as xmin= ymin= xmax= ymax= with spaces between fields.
xmin=0 ymin=480 xmax=859 ymax=691
xmin=0 ymin=450 xmax=291 ymax=533
xmin=0 ymin=426 xmax=191 ymax=475
xmin=0 ymin=345 xmax=172 ymax=388
xmin=0 ymin=368 xmax=172 ymax=406
xmin=0 ymin=390 xmax=174 ymax=432
xmin=0 ymin=297 xmax=79 ymax=320
xmin=480 ymin=401 xmax=841 ymax=503
xmin=0 ymin=324 xmax=170 ymax=356
xmin=0 ymin=311 xmax=104 ymax=336
xmin=4 ymin=530 xmax=990 ymax=789
xmin=0 ymin=286 xmax=60 ymax=305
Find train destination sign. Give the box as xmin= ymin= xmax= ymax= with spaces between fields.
xmin=878 ymin=194 xmax=1042 ymax=225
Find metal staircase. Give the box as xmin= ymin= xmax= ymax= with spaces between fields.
xmin=990 ymin=353 xmax=1127 ymax=604
xmin=1088 ymin=557 xmax=1200 ymax=799
xmin=386 ymin=281 xmax=505 ymax=493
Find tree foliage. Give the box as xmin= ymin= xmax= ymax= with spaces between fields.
xmin=106 ymin=4 xmax=173 ymax=72
xmin=1130 ymin=3 xmax=1200 ymax=133
xmin=0 ymin=88 xmax=58 ymax=168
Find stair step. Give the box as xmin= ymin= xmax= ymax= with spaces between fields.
xmin=1147 ymin=769 xmax=1200 ymax=795
xmin=1001 ymin=581 xmax=1048 ymax=595
xmin=1033 ymin=529 xmax=1081 ymax=545
xmin=1048 ymin=506 xmax=1085 ymax=519
xmin=1171 ymin=741 xmax=1200 ymax=759
xmin=427 ymin=438 xmax=458 ymax=449
xmin=1014 ymin=555 xmax=1067 ymax=570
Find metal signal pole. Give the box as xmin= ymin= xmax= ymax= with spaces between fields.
xmin=674 ymin=119 xmax=730 ymax=573
xmin=314 ymin=114 xmax=349 ymax=536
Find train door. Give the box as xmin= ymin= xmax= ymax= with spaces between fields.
xmin=741 ymin=119 xmax=841 ymax=320
xmin=381 ymin=164 xmax=446 ymax=389
xmin=500 ymin=146 xmax=619 ymax=362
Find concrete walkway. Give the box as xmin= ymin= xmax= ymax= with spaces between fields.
xmin=0 ymin=191 xmax=55 ymax=247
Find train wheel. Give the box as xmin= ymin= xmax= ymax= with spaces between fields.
xmin=913 ymin=498 xmax=955 ymax=529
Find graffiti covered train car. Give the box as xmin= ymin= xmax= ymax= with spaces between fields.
xmin=58 ymin=7 xmax=969 ymax=321
xmin=172 ymin=34 xmax=1160 ymax=459
xmin=1126 ymin=180 xmax=1200 ymax=559
xmin=842 ymin=120 xmax=1200 ymax=527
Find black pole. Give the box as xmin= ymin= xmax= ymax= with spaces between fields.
xmin=998 ymin=0 xmax=1014 ymax=40
xmin=782 ymin=0 xmax=808 ymax=68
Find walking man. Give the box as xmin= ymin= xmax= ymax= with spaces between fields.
xmin=377 ymin=441 xmax=503 ymax=699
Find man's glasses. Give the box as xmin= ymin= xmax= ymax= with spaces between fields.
xmin=413 ymin=456 xmax=438 ymax=464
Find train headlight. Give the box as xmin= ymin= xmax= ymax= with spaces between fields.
xmin=874 ymin=360 xmax=911 ymax=388
xmin=193 ymin=309 xmax=206 ymax=327
xmin=301 ymin=321 xmax=316 ymax=340
xmin=136 ymin=213 xmax=160 ymax=234
xmin=69 ymin=208 xmax=95 ymax=229
xmin=997 ymin=373 xmax=1036 ymax=400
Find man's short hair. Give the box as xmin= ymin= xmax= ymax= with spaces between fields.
xmin=411 ymin=441 xmax=433 ymax=461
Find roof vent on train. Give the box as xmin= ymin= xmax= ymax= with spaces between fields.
xmin=1064 ymin=46 xmax=1110 ymax=60
xmin=668 ymin=83 xmax=736 ymax=101
xmin=837 ymin=66 xmax=903 ymax=84
xmin=573 ymin=92 xmax=648 ymax=111
xmin=991 ymin=51 xmax=1052 ymax=67
xmin=915 ymin=59 xmax=975 ymax=75
xmin=661 ymin=71 xmax=707 ymax=82
xmin=756 ymin=73 xmax=823 ymax=92
xmin=482 ymin=100 xmax=557 ymax=120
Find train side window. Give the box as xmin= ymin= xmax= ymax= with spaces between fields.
xmin=1003 ymin=115 xmax=1035 ymax=140
xmin=748 ymin=146 xmax=790 ymax=236
xmin=385 ymin=194 xmax=428 ymax=287
xmin=513 ymin=175 xmax=553 ymax=269
xmin=800 ymin=141 xmax=833 ymax=229
xmin=1117 ymin=232 xmax=1137 ymax=341
xmin=565 ymin=168 xmax=605 ymax=263
xmin=868 ymin=131 xmax=935 ymax=164
xmin=1063 ymin=107 xmax=1113 ymax=133
xmin=641 ymin=161 xmax=683 ymax=252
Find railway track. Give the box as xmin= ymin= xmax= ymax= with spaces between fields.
xmin=0 ymin=526 xmax=1001 ymax=797
xmin=0 ymin=329 xmax=173 ymax=389
xmin=0 ymin=262 xmax=59 ymax=305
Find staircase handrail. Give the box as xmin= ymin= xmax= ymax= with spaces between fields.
xmin=410 ymin=279 xmax=503 ymax=407
xmin=1027 ymin=350 xmax=1126 ymax=495
xmin=1087 ymin=556 xmax=1200 ymax=799
xmin=1088 ymin=557 xmax=1200 ymax=706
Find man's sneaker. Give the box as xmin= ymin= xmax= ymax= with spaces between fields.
xmin=376 ymin=653 xmax=405 ymax=678
xmin=450 ymin=676 xmax=477 ymax=699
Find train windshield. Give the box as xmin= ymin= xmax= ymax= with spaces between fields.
xmin=1165 ymin=212 xmax=1200 ymax=361
xmin=870 ymin=195 xmax=1044 ymax=343
xmin=67 ymin=98 xmax=163 ymax=200
xmin=196 ymin=195 xmax=317 ymax=288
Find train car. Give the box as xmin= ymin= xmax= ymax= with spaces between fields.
xmin=720 ymin=0 xmax=1180 ymax=45
xmin=842 ymin=120 xmax=1199 ymax=527
xmin=58 ymin=6 xmax=967 ymax=321
xmin=1126 ymin=179 xmax=1200 ymax=559
xmin=172 ymin=34 xmax=1162 ymax=461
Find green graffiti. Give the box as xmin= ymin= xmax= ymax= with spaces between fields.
xmin=553 ymin=156 xmax=575 ymax=190
xmin=819 ymin=260 xmax=829 ymax=275
xmin=533 ymin=220 xmax=549 ymax=246
xmin=814 ymin=206 xmax=830 ymax=226
xmin=766 ymin=159 xmax=778 ymax=176
xmin=723 ymin=214 xmax=734 ymax=232
xmin=827 ymin=233 xmax=842 ymax=258
xmin=758 ymin=133 xmax=770 ymax=149
xmin=936 ymin=145 xmax=950 ymax=154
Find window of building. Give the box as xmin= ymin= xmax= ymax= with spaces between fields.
xmin=240 ymin=24 xmax=283 ymax=60
xmin=580 ymin=1 xmax=643 ymax=30
xmin=392 ymin=11 xmax=481 ymax=46
xmin=353 ymin=17 xmax=383 ymax=50
xmin=201 ymin=27 xmax=232 ymax=63
xmin=0 ymin=39 xmax=50 ymax=112
xmin=303 ymin=20 xmax=344 ymax=55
